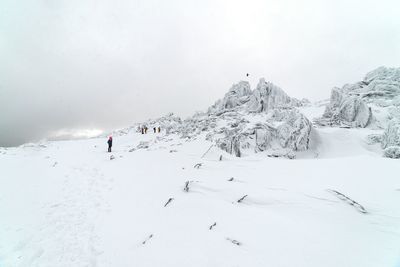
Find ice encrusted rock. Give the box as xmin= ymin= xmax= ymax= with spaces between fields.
xmin=183 ymin=79 xmax=312 ymax=157
xmin=381 ymin=120 xmax=400 ymax=149
xmin=207 ymin=108 xmax=312 ymax=158
xmin=219 ymin=81 xmax=252 ymax=109
xmin=320 ymin=87 xmax=372 ymax=127
xmin=134 ymin=78 xmax=312 ymax=158
xmin=383 ymin=146 xmax=400 ymax=159
xmin=247 ymin=78 xmax=302 ymax=112
xmin=318 ymin=66 xmax=400 ymax=128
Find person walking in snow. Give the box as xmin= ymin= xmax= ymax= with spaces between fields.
xmin=107 ymin=136 xmax=113 ymax=152
xmin=153 ymin=127 xmax=156 ymax=133
xmin=158 ymin=126 xmax=161 ymax=133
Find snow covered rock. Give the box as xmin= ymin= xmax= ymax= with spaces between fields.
xmin=381 ymin=120 xmax=400 ymax=149
xmin=383 ymin=146 xmax=400 ymax=159
xmin=206 ymin=82 xmax=312 ymax=157
xmin=362 ymin=67 xmax=400 ymax=102
xmin=320 ymin=87 xmax=372 ymax=127
xmin=137 ymin=78 xmax=312 ymax=158
xmin=318 ymin=66 xmax=400 ymax=128
xmin=220 ymin=81 xmax=252 ymax=109
xmin=247 ymin=78 xmax=302 ymax=112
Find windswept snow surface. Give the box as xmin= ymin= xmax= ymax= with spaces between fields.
xmin=1 ymin=111 xmax=400 ymax=267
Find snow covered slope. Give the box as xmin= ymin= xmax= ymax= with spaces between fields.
xmin=1 ymin=71 xmax=400 ymax=266
xmin=1 ymin=120 xmax=400 ymax=267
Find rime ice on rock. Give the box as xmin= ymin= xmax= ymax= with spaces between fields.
xmin=247 ymin=78 xmax=302 ymax=112
xmin=186 ymin=79 xmax=312 ymax=158
xmin=381 ymin=119 xmax=400 ymax=150
xmin=318 ymin=66 xmax=400 ymax=128
xmin=133 ymin=78 xmax=312 ymax=158
xmin=321 ymin=87 xmax=372 ymax=127
xmin=220 ymin=81 xmax=252 ymax=110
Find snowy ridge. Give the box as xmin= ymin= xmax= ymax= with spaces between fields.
xmin=134 ymin=78 xmax=313 ymax=158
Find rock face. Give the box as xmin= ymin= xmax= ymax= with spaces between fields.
xmin=320 ymin=87 xmax=372 ymax=127
xmin=381 ymin=120 xmax=400 ymax=149
xmin=219 ymin=81 xmax=252 ymax=109
xmin=133 ymin=78 xmax=312 ymax=158
xmin=185 ymin=79 xmax=312 ymax=158
xmin=247 ymin=79 xmax=302 ymax=112
xmin=318 ymin=66 xmax=400 ymax=128
xmin=383 ymin=146 xmax=400 ymax=159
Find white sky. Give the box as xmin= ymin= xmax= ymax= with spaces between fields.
xmin=1 ymin=0 xmax=399 ymax=146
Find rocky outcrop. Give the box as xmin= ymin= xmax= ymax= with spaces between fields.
xmin=203 ymin=79 xmax=312 ymax=158
xmin=132 ymin=78 xmax=312 ymax=158
xmin=318 ymin=67 xmax=400 ymax=128
xmin=383 ymin=146 xmax=400 ymax=159
xmin=220 ymin=81 xmax=252 ymax=109
xmin=247 ymin=79 xmax=302 ymax=112
xmin=318 ymin=87 xmax=372 ymax=127
xmin=381 ymin=120 xmax=400 ymax=149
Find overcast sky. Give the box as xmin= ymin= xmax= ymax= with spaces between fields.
xmin=1 ymin=0 xmax=399 ymax=146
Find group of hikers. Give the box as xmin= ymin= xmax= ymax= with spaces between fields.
xmin=106 ymin=126 xmax=162 ymax=152
xmin=140 ymin=126 xmax=161 ymax=134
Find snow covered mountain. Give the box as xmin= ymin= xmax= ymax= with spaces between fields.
xmin=130 ymin=78 xmax=313 ymax=159
xmin=117 ymin=69 xmax=400 ymax=160
xmin=1 ymin=68 xmax=400 ymax=267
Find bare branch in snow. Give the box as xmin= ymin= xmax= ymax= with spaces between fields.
xmin=327 ymin=189 xmax=367 ymax=214
xmin=142 ymin=234 xmax=153 ymax=245
xmin=193 ymin=163 xmax=202 ymax=169
xmin=201 ymin=144 xmax=214 ymax=158
xmin=209 ymin=222 xmax=217 ymax=230
xmin=184 ymin=181 xmax=190 ymax=192
xmin=164 ymin=198 xmax=174 ymax=207
xmin=226 ymin=238 xmax=241 ymax=246
xmin=237 ymin=195 xmax=248 ymax=203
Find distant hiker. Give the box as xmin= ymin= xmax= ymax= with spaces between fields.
xmin=246 ymin=73 xmax=249 ymax=77
xmin=158 ymin=126 xmax=161 ymax=133
xmin=107 ymin=136 xmax=113 ymax=152
xmin=141 ymin=127 xmax=144 ymax=134
xmin=153 ymin=127 xmax=156 ymax=133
